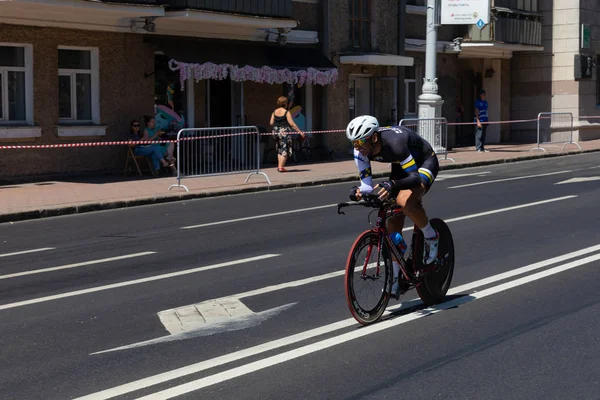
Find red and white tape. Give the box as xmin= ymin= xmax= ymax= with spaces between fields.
xmin=0 ymin=116 xmax=598 ymax=150
xmin=447 ymin=118 xmax=538 ymax=126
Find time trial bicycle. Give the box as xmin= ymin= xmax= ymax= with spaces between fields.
xmin=337 ymin=193 xmax=455 ymax=325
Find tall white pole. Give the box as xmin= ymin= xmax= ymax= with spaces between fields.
xmin=417 ymin=0 xmax=443 ymax=121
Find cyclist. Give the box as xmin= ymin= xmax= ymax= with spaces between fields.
xmin=346 ymin=115 xmax=440 ymax=293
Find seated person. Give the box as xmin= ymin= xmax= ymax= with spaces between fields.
xmin=129 ymin=119 xmax=176 ymax=174
xmin=144 ymin=114 xmax=176 ymax=166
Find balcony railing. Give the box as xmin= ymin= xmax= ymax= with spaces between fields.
xmin=99 ymin=0 xmax=293 ymax=18
xmin=467 ymin=16 xmax=542 ymax=46
xmin=99 ymin=0 xmax=161 ymax=4
xmin=162 ymin=0 xmax=293 ymax=18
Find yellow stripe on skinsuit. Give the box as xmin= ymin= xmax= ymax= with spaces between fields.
xmin=402 ymin=159 xmax=416 ymax=169
xmin=419 ymin=168 xmax=433 ymax=181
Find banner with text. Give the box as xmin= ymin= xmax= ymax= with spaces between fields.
xmin=440 ymin=0 xmax=490 ymax=26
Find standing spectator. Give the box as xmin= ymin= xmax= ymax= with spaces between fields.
xmin=269 ymin=96 xmax=304 ymax=172
xmin=474 ymin=89 xmax=490 ymax=152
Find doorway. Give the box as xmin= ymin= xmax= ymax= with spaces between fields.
xmin=374 ymin=77 xmax=398 ymax=126
xmin=456 ymin=69 xmax=477 ymax=147
xmin=209 ymin=78 xmax=231 ymax=127
xmin=349 ymin=76 xmax=371 ymax=120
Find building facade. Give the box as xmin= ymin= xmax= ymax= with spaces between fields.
xmin=0 ymin=0 xmax=334 ymax=179
xmin=402 ymin=0 xmax=600 ymax=146
xmin=1 ymin=0 xmax=599 ymax=180
xmin=511 ymin=0 xmax=600 ymax=142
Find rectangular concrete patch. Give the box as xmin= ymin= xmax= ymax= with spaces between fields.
xmin=158 ymin=298 xmax=254 ymax=334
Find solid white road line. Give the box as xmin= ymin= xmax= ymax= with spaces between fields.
xmin=435 ymin=171 xmax=491 ymax=181
xmin=136 ymin=252 xmax=600 ymax=399
xmin=448 ymin=170 xmax=573 ymax=189
xmin=182 ymin=189 xmax=575 ymax=232
xmin=0 ymin=247 xmax=56 ymax=258
xmin=443 ymin=195 xmax=577 ymax=223
xmin=399 ymin=195 xmax=577 ymax=233
xmin=0 ymin=254 xmax=280 ymax=311
xmin=180 ymin=172 xmax=493 ymax=230
xmin=181 ymin=204 xmax=337 ymax=230
xmin=0 ymin=252 xmax=156 ymax=281
xmin=80 ymin=243 xmax=600 ymax=398
xmin=211 ymin=229 xmax=596 ymax=303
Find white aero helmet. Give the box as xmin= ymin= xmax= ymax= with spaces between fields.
xmin=346 ymin=115 xmax=379 ymax=142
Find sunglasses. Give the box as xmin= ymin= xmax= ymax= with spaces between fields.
xmin=352 ymin=138 xmax=367 ymax=149
xmin=132 ymin=124 xmax=140 ymax=128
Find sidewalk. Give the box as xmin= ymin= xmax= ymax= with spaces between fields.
xmin=1 ymin=140 xmax=599 ymax=223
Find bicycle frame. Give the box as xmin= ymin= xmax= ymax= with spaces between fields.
xmin=337 ymin=195 xmax=428 ymax=286
xmin=367 ymin=206 xmax=417 ymax=285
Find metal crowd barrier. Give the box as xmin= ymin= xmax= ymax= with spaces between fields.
xmin=168 ymin=126 xmax=271 ymax=192
xmin=398 ymin=117 xmax=455 ymax=163
xmin=531 ymin=112 xmax=582 ymax=152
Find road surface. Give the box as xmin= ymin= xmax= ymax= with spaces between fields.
xmin=0 ymin=153 xmax=599 ymax=399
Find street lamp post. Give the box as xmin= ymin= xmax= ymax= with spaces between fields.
xmin=417 ymin=0 xmax=443 ymax=122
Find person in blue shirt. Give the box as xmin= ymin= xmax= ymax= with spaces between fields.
xmin=474 ymin=89 xmax=489 ymax=152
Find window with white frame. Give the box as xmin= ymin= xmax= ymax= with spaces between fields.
xmin=405 ymin=66 xmax=417 ymax=115
xmin=0 ymin=45 xmax=28 ymax=123
xmin=58 ymin=47 xmax=99 ymax=124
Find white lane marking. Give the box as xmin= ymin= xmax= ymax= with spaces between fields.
xmin=181 ymin=204 xmax=336 ymax=230
xmin=182 ymin=179 xmax=572 ymax=231
xmin=135 ymin=252 xmax=600 ymax=399
xmin=180 ymin=172 xmax=491 ymax=230
xmin=0 ymin=254 xmax=280 ymax=311
xmin=443 ymin=195 xmax=577 ymax=223
xmin=448 ymin=170 xmax=572 ymax=189
xmin=555 ymin=176 xmax=600 ymax=185
xmin=81 ymin=243 xmax=600 ymax=398
xmin=435 ymin=171 xmax=491 ymax=181
xmin=0 ymin=247 xmax=56 ymax=258
xmin=0 ymin=252 xmax=156 ymax=281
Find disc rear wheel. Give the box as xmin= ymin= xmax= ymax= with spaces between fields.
xmin=413 ymin=218 xmax=455 ymax=306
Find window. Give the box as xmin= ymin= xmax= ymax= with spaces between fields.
xmin=0 ymin=45 xmax=27 ymax=123
xmin=405 ymin=66 xmax=417 ymax=115
xmin=58 ymin=47 xmax=99 ymax=124
xmin=517 ymin=0 xmax=538 ymax=12
xmin=349 ymin=0 xmax=371 ymax=50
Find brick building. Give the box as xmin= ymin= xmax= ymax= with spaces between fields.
xmin=1 ymin=0 xmax=599 ymax=180
xmin=0 ymin=0 xmax=334 ymax=179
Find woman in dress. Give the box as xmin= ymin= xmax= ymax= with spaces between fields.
xmin=269 ymin=96 xmax=304 ymax=172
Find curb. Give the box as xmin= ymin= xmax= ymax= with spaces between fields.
xmin=1 ymin=148 xmax=598 ymax=224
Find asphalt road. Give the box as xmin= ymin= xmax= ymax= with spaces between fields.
xmin=0 ymin=153 xmax=599 ymax=400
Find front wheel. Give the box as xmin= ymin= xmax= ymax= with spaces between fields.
xmin=413 ymin=218 xmax=455 ymax=306
xmin=345 ymin=230 xmax=393 ymax=325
